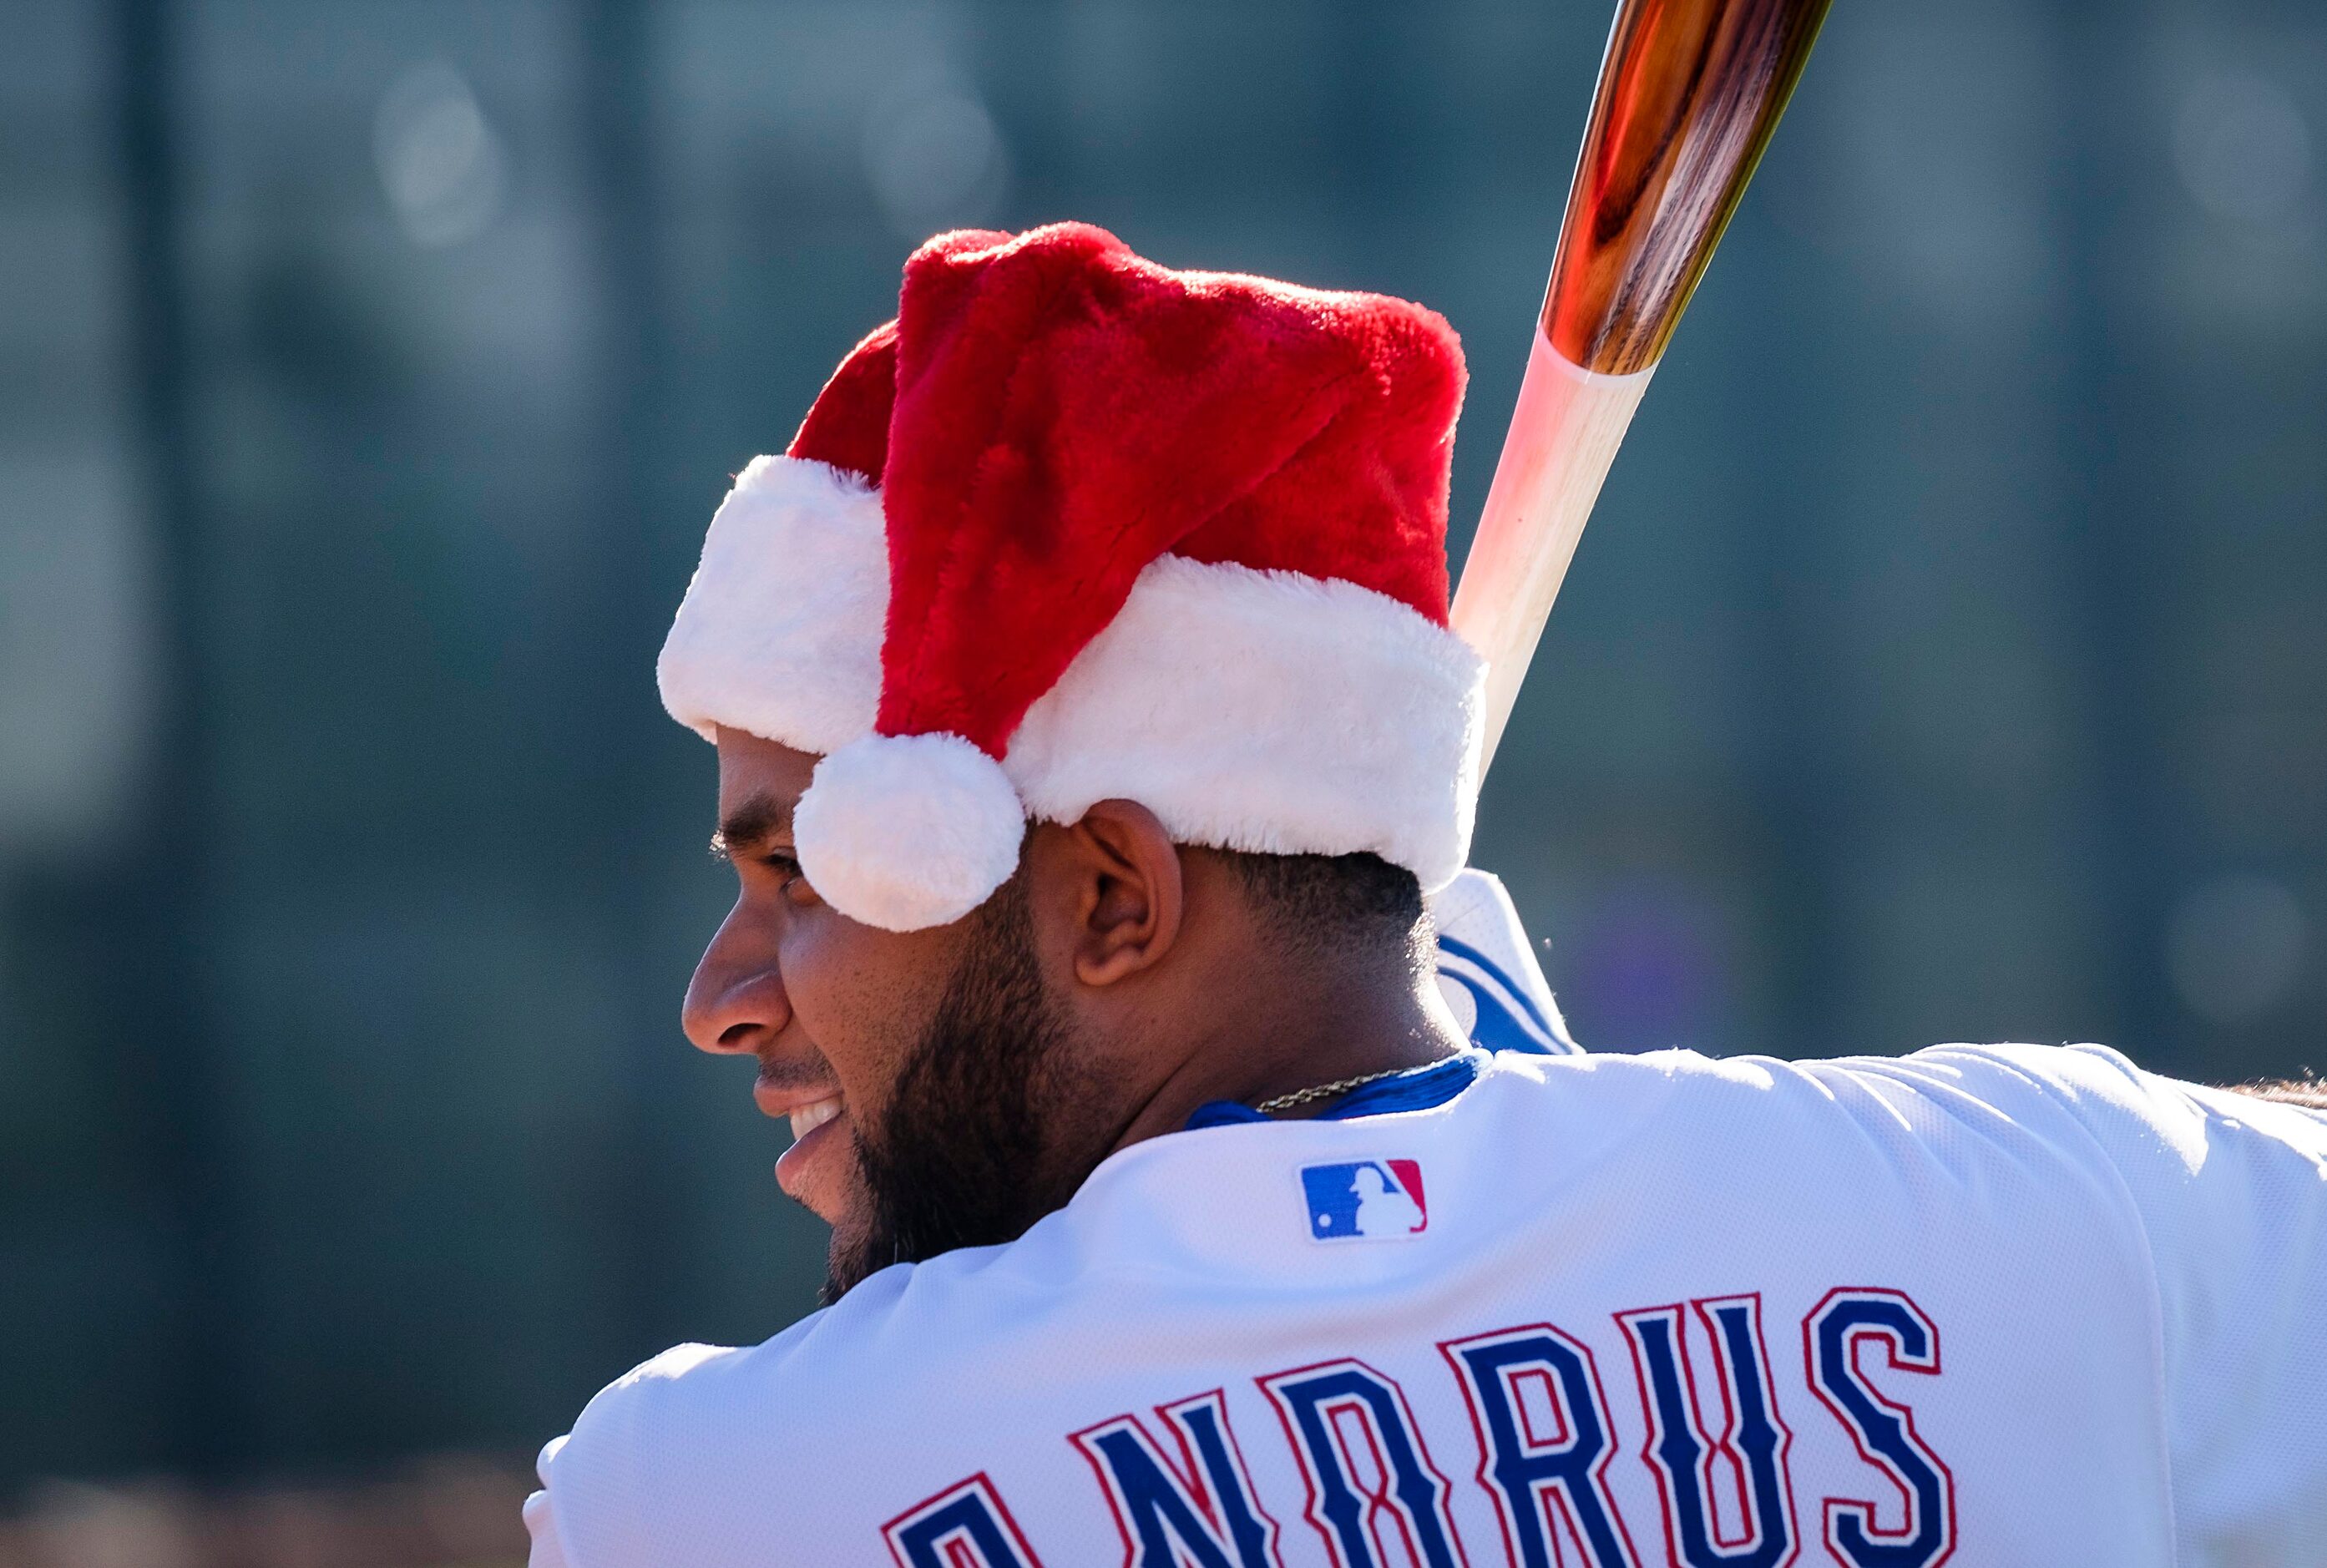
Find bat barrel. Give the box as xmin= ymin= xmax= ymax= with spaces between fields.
xmin=1546 ymin=0 xmax=1834 ymax=376
xmin=1453 ymin=0 xmax=1833 ymax=773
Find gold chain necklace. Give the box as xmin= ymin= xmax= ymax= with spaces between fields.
xmin=1252 ymin=1064 xmax=1419 ymax=1117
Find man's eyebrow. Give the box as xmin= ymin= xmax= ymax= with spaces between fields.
xmin=711 ymin=796 xmax=792 ymax=859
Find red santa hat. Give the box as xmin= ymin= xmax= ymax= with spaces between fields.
xmin=659 ymin=223 xmax=1485 ymax=932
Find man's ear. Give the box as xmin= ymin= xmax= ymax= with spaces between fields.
xmin=1042 ymin=799 xmax=1185 ymax=987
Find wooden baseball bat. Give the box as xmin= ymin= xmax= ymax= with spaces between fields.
xmin=1451 ymin=0 xmax=1834 ymax=773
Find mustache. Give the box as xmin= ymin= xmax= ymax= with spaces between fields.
xmin=754 ymin=1047 xmax=837 ymax=1094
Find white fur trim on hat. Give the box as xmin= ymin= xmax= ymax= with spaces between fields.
xmin=1006 ymin=554 xmax=1485 ymax=893
xmin=656 ymin=455 xmax=888 ymax=754
xmin=795 ymin=731 xmax=1028 ymax=932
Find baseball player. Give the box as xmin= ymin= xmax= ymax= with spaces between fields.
xmin=526 ymin=225 xmax=2327 ymax=1568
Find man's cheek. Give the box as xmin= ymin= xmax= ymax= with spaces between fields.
xmin=785 ymin=953 xmax=926 ymax=1097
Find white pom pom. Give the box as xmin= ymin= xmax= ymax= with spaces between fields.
xmin=794 ymin=731 xmax=1027 ymax=931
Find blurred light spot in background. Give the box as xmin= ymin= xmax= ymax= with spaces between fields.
xmin=373 ymin=63 xmax=508 ymax=249
xmin=2168 ymin=873 xmax=2308 ymax=1025
xmin=862 ymin=65 xmax=1012 ymax=241
xmin=2174 ymin=69 xmax=2312 ymax=229
xmin=0 ymin=458 xmax=149 ymax=859
xmin=1829 ymin=13 xmax=2049 ymax=325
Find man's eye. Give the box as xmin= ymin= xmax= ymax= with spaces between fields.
xmin=763 ymin=852 xmax=817 ymax=902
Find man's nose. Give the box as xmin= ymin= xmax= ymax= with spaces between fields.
xmin=681 ymin=909 xmax=792 ymax=1055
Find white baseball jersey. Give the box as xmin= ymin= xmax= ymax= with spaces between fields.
xmin=527 ymin=874 xmax=2327 ymax=1567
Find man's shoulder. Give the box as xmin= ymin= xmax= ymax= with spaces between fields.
xmin=538 ymin=1287 xmax=908 ymax=1560
xmin=556 ymin=1277 xmax=904 ymax=1439
xmin=551 ymin=1237 xmax=1071 ymax=1440
xmin=1460 ymin=1037 xmax=2203 ymax=1212
xmin=544 ymin=1337 xmax=788 ymax=1500
xmin=535 ymin=1343 xmax=752 ymax=1566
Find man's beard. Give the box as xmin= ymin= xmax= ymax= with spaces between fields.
xmin=823 ymin=879 xmax=1117 ymax=1301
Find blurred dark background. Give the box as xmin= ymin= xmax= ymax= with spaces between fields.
xmin=4 ymin=0 xmax=2322 ymax=1545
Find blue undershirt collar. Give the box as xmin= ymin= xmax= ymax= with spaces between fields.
xmin=1182 ymin=1046 xmax=1489 ymax=1130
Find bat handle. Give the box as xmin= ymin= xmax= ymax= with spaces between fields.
xmin=1450 ymin=328 xmax=1653 ymax=774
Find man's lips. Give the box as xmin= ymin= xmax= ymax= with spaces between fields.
xmin=753 ymin=1074 xmax=838 ymax=1122
xmin=772 ymin=1095 xmax=847 ymax=1202
xmin=757 ymin=1076 xmax=849 ymax=1203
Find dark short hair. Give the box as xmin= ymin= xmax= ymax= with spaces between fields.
xmin=1222 ymin=849 xmax=1429 ymax=965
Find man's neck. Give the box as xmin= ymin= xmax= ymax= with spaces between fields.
xmin=1105 ymin=944 xmax=1467 ymax=1153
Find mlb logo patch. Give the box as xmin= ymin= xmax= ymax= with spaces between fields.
xmin=1300 ymin=1160 xmax=1428 ymax=1242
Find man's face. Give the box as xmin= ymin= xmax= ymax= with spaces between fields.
xmin=683 ymin=728 xmax=1121 ymax=1298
